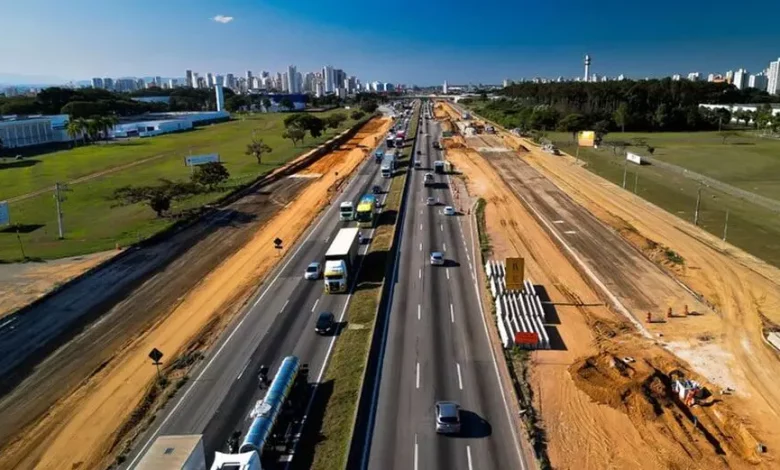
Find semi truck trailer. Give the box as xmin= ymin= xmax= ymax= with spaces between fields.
xmin=324 ymin=227 xmax=360 ymax=293
xmin=380 ymin=152 xmax=397 ymax=178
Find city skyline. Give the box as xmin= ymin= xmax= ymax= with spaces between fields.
xmin=2 ymin=0 xmax=780 ymax=85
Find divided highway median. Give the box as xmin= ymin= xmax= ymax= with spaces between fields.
xmin=299 ymin=102 xmax=421 ymax=470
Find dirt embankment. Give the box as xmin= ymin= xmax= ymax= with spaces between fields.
xmin=438 ymin=103 xmax=771 ymax=469
xmin=0 ymin=117 xmax=392 ymax=470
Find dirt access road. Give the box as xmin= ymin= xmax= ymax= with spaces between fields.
xmin=0 ymin=117 xmax=392 ymax=470
xmin=436 ymin=103 xmax=772 ymax=469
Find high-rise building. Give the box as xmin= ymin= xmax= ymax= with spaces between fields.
xmin=443 ymin=80 xmax=448 ymax=94
xmin=192 ymin=73 xmax=200 ymax=88
xmin=207 ymin=73 xmax=215 ymax=88
xmin=168 ymin=79 xmax=176 ymax=88
xmin=103 ymin=77 xmax=114 ymax=90
xmin=322 ymin=65 xmax=335 ymax=93
xmin=286 ymin=65 xmax=297 ymax=93
xmin=226 ymin=73 xmax=235 ymax=89
xmin=687 ymin=72 xmax=700 ymax=81
xmin=246 ymin=70 xmax=253 ymax=89
xmin=315 ymin=81 xmax=323 ymax=97
xmin=186 ymin=70 xmax=194 ymax=88
xmin=197 ymin=76 xmax=206 ymax=88
xmin=732 ymin=69 xmax=748 ymax=90
xmin=768 ymin=59 xmax=780 ymax=95
xmin=136 ymin=78 xmax=145 ymax=90
xmin=671 ymin=74 xmax=681 ymax=81
xmin=215 ymin=85 xmax=225 ymax=112
xmin=748 ymin=73 xmax=768 ymax=91
xmin=296 ymin=71 xmax=303 ymax=94
xmin=216 ymin=75 xmax=224 ymax=87
xmin=707 ymin=73 xmax=716 ymax=82
xmin=725 ymin=70 xmax=734 ymax=84
xmin=92 ymin=78 xmax=104 ymax=89
xmin=154 ymin=76 xmax=162 ymax=86
xmin=591 ymin=73 xmax=600 ymax=82
xmin=584 ymin=54 xmax=591 ymax=82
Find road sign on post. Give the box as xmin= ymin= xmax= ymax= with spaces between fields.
xmin=149 ymin=348 xmax=164 ymax=383
xmin=505 ymin=257 xmax=525 ymax=291
xmin=184 ymin=154 xmax=221 ymax=167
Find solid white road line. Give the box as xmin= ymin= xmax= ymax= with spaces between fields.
xmin=440 ymin=224 xmax=444 ymax=232
xmin=420 ymin=223 xmax=423 ymax=231
xmin=418 ymin=268 xmax=422 ymax=279
xmin=280 ymin=299 xmax=289 ymax=313
xmin=467 ymin=445 xmax=474 ymax=470
xmin=418 ymin=304 xmax=421 ymax=320
xmin=311 ymin=298 xmax=320 ymax=313
xmin=414 ymin=434 xmax=419 ymax=470
xmin=236 ymin=360 xmax=250 ymax=381
xmin=443 ymin=243 xmax=447 ymax=252
xmin=446 ymin=269 xmax=450 ymax=280
xmin=457 ymin=362 xmax=463 ymax=390
xmin=416 ymin=362 xmax=420 ymax=389
xmin=419 ymin=243 xmax=422 ymax=251
xmin=450 ymin=303 xmax=455 ymax=323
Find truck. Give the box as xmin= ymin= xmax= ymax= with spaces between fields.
xmin=339 ymin=201 xmax=354 ymax=221
xmin=385 ymin=133 xmax=395 ymax=148
xmin=135 ymin=434 xmax=207 ymax=470
xmin=423 ymin=172 xmax=435 ymax=187
xmin=374 ymin=149 xmax=384 ymax=163
xmin=394 ymin=135 xmax=404 ymax=147
xmin=434 ymin=161 xmax=446 ymax=174
xmin=380 ymin=152 xmax=397 ymax=178
xmin=324 ymin=227 xmax=360 ymax=294
xmin=432 ymin=140 xmax=441 ymax=150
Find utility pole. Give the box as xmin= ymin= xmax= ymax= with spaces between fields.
xmin=622 ymin=160 xmax=628 ymax=189
xmin=54 ymin=183 xmax=65 ymax=239
xmin=633 ymin=170 xmax=639 ymax=194
xmin=723 ymin=210 xmax=729 ymax=241
xmin=694 ymin=184 xmax=703 ymax=226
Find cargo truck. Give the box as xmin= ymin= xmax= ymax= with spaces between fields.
xmin=374 ymin=149 xmax=384 ymax=163
xmin=134 ymin=434 xmax=207 ymax=470
xmin=423 ymin=172 xmax=435 ymax=187
xmin=324 ymin=227 xmax=360 ymax=293
xmin=385 ymin=133 xmax=395 ymax=148
xmin=339 ymin=201 xmax=354 ymax=221
xmin=380 ymin=152 xmax=397 ymax=178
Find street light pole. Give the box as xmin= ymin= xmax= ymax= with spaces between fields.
xmin=622 ymin=159 xmax=628 ymax=189
xmin=694 ymin=184 xmax=703 ymax=226
xmin=54 ymin=183 xmax=64 ymax=239
xmin=723 ymin=210 xmax=729 ymax=241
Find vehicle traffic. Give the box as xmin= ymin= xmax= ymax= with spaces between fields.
xmin=305 ymin=262 xmax=322 ymax=280
xmin=356 ymin=194 xmax=378 ymax=227
xmin=324 ymin=227 xmax=360 ymax=293
xmin=339 ymin=201 xmax=354 ymax=221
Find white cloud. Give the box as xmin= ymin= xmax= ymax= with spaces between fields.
xmin=212 ymin=15 xmax=234 ymax=24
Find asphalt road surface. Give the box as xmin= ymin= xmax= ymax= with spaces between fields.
xmin=126 ymin=111 xmax=410 ymax=469
xmin=362 ymin=103 xmax=531 ymax=470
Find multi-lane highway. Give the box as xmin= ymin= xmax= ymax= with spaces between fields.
xmin=362 ymin=103 xmax=530 ymax=469
xmin=126 ymin=107 xmax=411 ymax=468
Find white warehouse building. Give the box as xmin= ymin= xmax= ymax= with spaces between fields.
xmin=0 ymin=114 xmax=72 ymax=149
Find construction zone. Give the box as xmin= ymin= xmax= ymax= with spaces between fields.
xmin=433 ymin=101 xmax=778 ymax=469
xmin=0 ymin=116 xmax=392 ymax=470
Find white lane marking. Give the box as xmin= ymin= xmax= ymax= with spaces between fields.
xmin=553 ymin=220 xmax=564 ymax=224
xmin=414 ymin=434 xmax=419 ymax=470
xmin=418 ymin=268 xmax=422 ymax=279
xmin=450 ymin=304 xmax=455 ymax=323
xmin=457 ymin=363 xmax=463 ymax=390
xmin=443 ymin=243 xmax=447 ymax=252
xmin=469 ymin=262 xmax=473 ymax=271
xmin=280 ymin=299 xmax=289 ymax=313
xmin=467 ymin=445 xmax=474 ymax=470
xmin=564 ymin=230 xmax=577 ymax=234
xmin=419 ymin=243 xmax=422 ymax=251
xmin=416 ymin=362 xmax=420 ymax=389
xmin=420 ymin=223 xmax=423 ymax=231
xmin=418 ymin=304 xmax=421 ymax=320
xmin=311 ymin=298 xmax=320 ymax=312
xmin=236 ymin=360 xmax=250 ymax=380
xmin=440 ymin=224 xmax=444 ymax=232
xmin=466 ymin=252 xmax=470 ymax=261
xmin=446 ymin=269 xmax=450 ymax=280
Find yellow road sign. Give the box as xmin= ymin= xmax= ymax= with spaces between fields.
xmin=578 ymin=130 xmax=595 ymax=147
xmin=506 ymin=257 xmax=524 ymax=291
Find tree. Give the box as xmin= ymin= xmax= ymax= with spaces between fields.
xmin=245 ymin=138 xmax=272 ymax=164
xmin=718 ymin=130 xmax=739 ymax=144
xmin=714 ymin=108 xmax=731 ymax=128
xmin=593 ymin=120 xmax=610 ymax=145
xmin=282 ymin=126 xmax=306 ymax=146
xmin=279 ymin=97 xmax=295 ymax=111
xmin=191 ymin=162 xmax=230 ymax=189
xmin=350 ymin=110 xmax=365 ymax=120
xmin=755 ymin=104 xmax=773 ymax=130
xmin=325 ymin=112 xmax=347 ymax=129
xmin=557 ymin=113 xmax=587 ymax=141
xmin=653 ymin=104 xmax=670 ymax=130
xmin=262 ymin=97 xmax=272 ymax=111
xmin=112 ymin=179 xmax=198 ymax=217
xmin=360 ymin=100 xmax=379 ymax=114
xmin=613 ymin=102 xmax=629 ymax=132
xmin=225 ymin=95 xmax=246 ymax=112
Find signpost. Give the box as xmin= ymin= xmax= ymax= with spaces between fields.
xmin=274 ymin=237 xmax=283 ymax=256
xmin=184 ymin=154 xmax=221 ymax=167
xmin=148 ymin=348 xmax=164 ymax=383
xmin=505 ymin=257 xmax=525 ymax=291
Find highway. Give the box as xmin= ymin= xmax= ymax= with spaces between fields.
xmin=126 ymin=106 xmax=411 ymax=468
xmin=362 ymin=103 xmax=530 ymax=469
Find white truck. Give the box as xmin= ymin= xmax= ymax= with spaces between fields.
xmin=339 ymin=201 xmax=354 ymax=221
xmin=380 ymin=151 xmax=397 ymax=178
xmin=134 ymin=434 xmax=209 ymax=470
xmin=324 ymin=227 xmax=360 ymax=294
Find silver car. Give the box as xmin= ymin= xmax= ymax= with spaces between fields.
xmin=426 ymin=197 xmax=437 ymax=206
xmin=430 ymin=252 xmax=444 ymax=266
xmin=304 ymin=262 xmax=321 ymax=280
xmin=443 ymin=206 xmax=455 ymax=216
xmin=435 ymin=401 xmax=461 ymax=434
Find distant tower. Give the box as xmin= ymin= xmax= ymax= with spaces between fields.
xmin=443 ymin=80 xmax=449 ymax=94
xmin=215 ymin=85 xmax=225 ymax=112
xmin=584 ymin=54 xmax=591 ymax=82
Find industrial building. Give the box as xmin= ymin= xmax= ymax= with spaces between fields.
xmin=109 ymin=111 xmax=229 ymax=138
xmin=0 ymin=114 xmax=72 ymax=149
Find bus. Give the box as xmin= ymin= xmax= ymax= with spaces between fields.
xmin=355 ymin=194 xmax=378 ymax=227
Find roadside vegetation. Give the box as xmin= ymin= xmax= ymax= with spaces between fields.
xmin=474 ymin=197 xmax=491 ymax=259
xmin=305 ymin=103 xmax=419 ymax=470
xmin=0 ymin=110 xmax=362 ymax=261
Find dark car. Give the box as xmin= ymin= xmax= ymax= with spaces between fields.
xmin=315 ymin=312 xmax=335 ymax=334
xmin=372 ymin=185 xmax=383 ymax=194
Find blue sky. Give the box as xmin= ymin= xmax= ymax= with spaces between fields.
xmin=2 ymin=0 xmax=780 ymax=85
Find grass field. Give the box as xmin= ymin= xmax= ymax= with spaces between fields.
xmin=544 ymin=132 xmax=780 ymax=267
xmin=306 ymin=104 xmax=419 ymax=470
xmin=0 ymin=110 xmax=357 ymax=261
xmin=547 ymin=130 xmax=780 ymax=201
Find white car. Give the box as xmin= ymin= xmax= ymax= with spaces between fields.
xmin=305 ymin=262 xmax=322 ymax=280
xmin=443 ymin=206 xmax=455 ymax=216
xmin=426 ymin=197 xmax=437 ymax=206
xmin=430 ymin=252 xmax=444 ymax=266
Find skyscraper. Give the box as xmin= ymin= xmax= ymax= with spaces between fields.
xmin=207 ymin=73 xmax=215 ymax=88
xmin=748 ymin=73 xmax=767 ymax=91
xmin=103 ymin=78 xmax=114 ymax=90
xmin=296 ymin=71 xmax=303 ymax=94
xmin=687 ymin=72 xmax=700 ymax=81
xmin=168 ymin=79 xmax=176 ymax=89
xmin=725 ymin=70 xmax=734 ymax=84
xmin=443 ymin=80 xmax=448 ymax=94
xmin=246 ymin=70 xmax=253 ymax=90
xmin=768 ymin=59 xmax=780 ymax=95
xmin=92 ymin=78 xmax=104 ymax=89
xmin=226 ymin=73 xmax=235 ymax=89
xmin=732 ymin=69 xmax=748 ymax=90
xmin=584 ymin=54 xmax=591 ymax=81
xmin=323 ymin=65 xmax=335 ymax=93
xmin=186 ymin=70 xmax=193 ymax=88
xmin=286 ymin=65 xmax=297 ymax=93
xmin=215 ymin=85 xmax=225 ymax=112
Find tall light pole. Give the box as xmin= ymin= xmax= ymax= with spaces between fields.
xmin=54 ymin=183 xmax=67 ymax=239
xmin=723 ymin=210 xmax=729 ymax=241
xmin=694 ymin=184 xmax=703 ymax=226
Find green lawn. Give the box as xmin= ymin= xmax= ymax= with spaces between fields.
xmin=544 ymin=132 xmax=780 ymax=268
xmin=0 ymin=110 xmax=358 ymax=261
xmin=546 ymin=130 xmax=780 ymax=201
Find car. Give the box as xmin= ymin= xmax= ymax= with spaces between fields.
xmin=304 ymin=262 xmax=322 ymax=280
xmin=372 ymin=185 xmax=383 ymax=194
xmin=417 ymin=149 xmax=422 ymax=155
xmin=435 ymin=401 xmax=461 ymax=434
xmin=430 ymin=251 xmax=444 ymax=266
xmin=315 ymin=312 xmax=336 ymax=335
xmin=426 ymin=197 xmax=437 ymax=206
xmin=414 ymin=160 xmax=422 ymax=168
xmin=443 ymin=206 xmax=456 ymax=216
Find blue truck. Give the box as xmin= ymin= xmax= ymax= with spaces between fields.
xmin=374 ymin=149 xmax=384 ymax=163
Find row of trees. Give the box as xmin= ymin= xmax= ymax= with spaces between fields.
xmin=481 ymin=79 xmax=780 ymax=133
xmin=65 ymin=115 xmax=119 ymax=145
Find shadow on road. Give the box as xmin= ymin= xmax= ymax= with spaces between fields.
xmin=289 ymin=381 xmax=334 ymax=470
xmin=455 ymin=410 xmax=493 ymax=439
